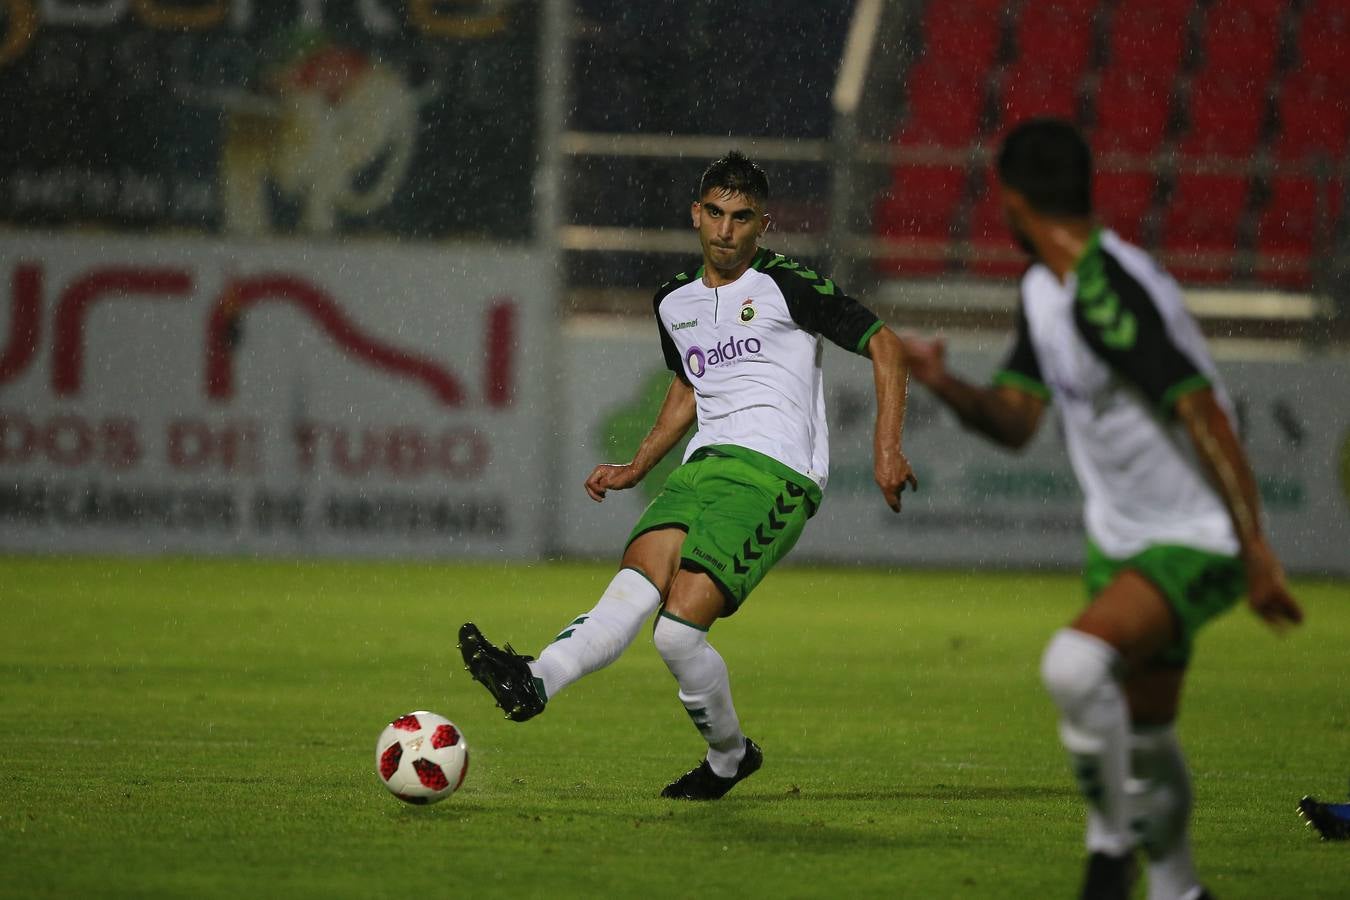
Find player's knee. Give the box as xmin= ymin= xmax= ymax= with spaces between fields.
xmin=653 ymin=614 xmax=706 ymax=664
xmin=1040 ymin=628 xmax=1120 ymax=715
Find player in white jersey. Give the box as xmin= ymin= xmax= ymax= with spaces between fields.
xmin=901 ymin=120 xmax=1303 ymax=900
xmin=459 ymin=151 xmax=918 ymax=799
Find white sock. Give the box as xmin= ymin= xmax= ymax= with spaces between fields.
xmin=1041 ymin=628 xmax=1133 ymax=856
xmin=1129 ymin=725 xmax=1202 ymax=900
xmin=653 ymin=613 xmax=745 ymax=777
xmin=528 ymin=567 xmax=661 ymax=700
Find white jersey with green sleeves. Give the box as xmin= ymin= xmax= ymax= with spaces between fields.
xmin=993 ymin=228 xmax=1239 ymax=560
xmin=652 ymin=247 xmax=884 ymax=495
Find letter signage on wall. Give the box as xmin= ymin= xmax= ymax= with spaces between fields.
xmin=0 ymin=232 xmax=551 ymax=557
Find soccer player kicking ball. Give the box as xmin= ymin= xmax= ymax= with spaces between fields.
xmin=901 ymin=119 xmax=1303 ymax=900
xmin=458 ymin=151 xmax=918 ymax=800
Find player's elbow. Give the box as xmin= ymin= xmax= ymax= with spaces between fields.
xmin=982 ymin=390 xmax=1042 ymax=451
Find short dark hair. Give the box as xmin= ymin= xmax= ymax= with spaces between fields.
xmin=997 ymin=118 xmax=1092 ymax=217
xmin=698 ymin=151 xmax=770 ymax=203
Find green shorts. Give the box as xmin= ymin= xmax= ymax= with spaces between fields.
xmin=627 ymin=446 xmax=821 ymax=615
xmin=1084 ymin=540 xmax=1246 ymax=667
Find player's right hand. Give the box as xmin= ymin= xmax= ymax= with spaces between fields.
xmin=585 ymin=463 xmax=642 ymax=502
xmin=1244 ymin=536 xmax=1304 ymax=631
xmin=898 ymin=332 xmax=947 ymax=388
xmin=875 ymin=447 xmax=919 ymax=513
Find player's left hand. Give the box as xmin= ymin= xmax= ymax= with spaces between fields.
xmin=875 ymin=448 xmax=918 ymax=513
xmin=1244 ymin=535 xmax=1304 ymax=631
xmin=585 ymin=463 xmax=643 ymax=502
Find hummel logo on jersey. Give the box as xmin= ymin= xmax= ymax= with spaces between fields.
xmin=670 ymin=319 xmax=698 ymax=331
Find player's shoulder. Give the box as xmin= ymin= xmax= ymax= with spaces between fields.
xmin=653 ymin=263 xmax=703 ymax=307
xmin=752 ymin=247 xmax=843 ymax=299
xmin=1092 ymin=229 xmax=1184 ymax=312
xmin=1017 ymin=261 xmax=1065 ymax=329
xmin=1019 ymin=261 xmax=1057 ymax=297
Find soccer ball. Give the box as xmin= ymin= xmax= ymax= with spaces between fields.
xmin=375 ymin=711 xmax=469 ymax=805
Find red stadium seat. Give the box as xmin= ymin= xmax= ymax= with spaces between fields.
xmin=1094 ymin=171 xmax=1157 ymax=244
xmin=934 ymin=0 xmax=1007 ymax=13
xmin=1232 ymin=0 xmax=1294 ymax=19
xmin=876 ymin=166 xmax=967 ymax=232
xmin=1120 ymin=0 xmax=1199 ymax=14
xmin=1200 ymin=5 xmax=1281 ymax=85
xmin=1032 ymin=0 xmax=1102 ymax=12
xmin=1013 ymin=5 xmax=1095 ymax=79
xmin=1180 ymin=75 xmax=1267 ymax=158
xmin=1105 ymin=6 xmax=1190 ymax=82
xmin=1255 ymin=175 xmax=1345 ymax=287
xmin=1161 ymin=173 xmax=1250 ymax=282
xmin=1274 ymin=72 xmax=1350 ymax=162
xmin=997 ymin=65 xmax=1082 ymax=132
xmin=1092 ymin=69 xmax=1175 ymax=154
xmin=921 ymin=4 xmax=1004 ymax=74
xmin=1296 ymin=0 xmax=1350 ymax=79
xmin=873 ymin=164 xmax=968 ymax=275
xmin=898 ymin=63 xmax=987 ymax=148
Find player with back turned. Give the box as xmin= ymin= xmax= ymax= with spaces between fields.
xmin=901 ymin=119 xmax=1303 ymax=900
xmin=457 ymin=151 xmax=918 ymax=799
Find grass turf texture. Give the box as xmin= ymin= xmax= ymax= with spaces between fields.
xmin=1 ymin=558 xmax=1346 ymax=899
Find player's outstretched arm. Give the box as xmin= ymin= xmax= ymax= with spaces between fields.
xmin=1176 ymin=388 xmax=1304 ymax=630
xmin=900 ymin=333 xmax=1045 ymax=449
xmin=585 ymin=375 xmax=696 ymax=502
xmin=866 ymin=327 xmax=918 ymax=512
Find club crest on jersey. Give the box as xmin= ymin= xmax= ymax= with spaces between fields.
xmin=739 ymin=298 xmax=756 ymax=322
xmin=684 ymin=335 xmax=763 ymax=378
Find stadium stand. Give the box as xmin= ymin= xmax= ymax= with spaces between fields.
xmin=873 ymin=0 xmax=1349 ymax=291
xmin=558 ymin=0 xmax=1345 ymax=327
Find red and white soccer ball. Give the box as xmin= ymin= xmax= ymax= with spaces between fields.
xmin=375 ymin=711 xmax=469 ymax=805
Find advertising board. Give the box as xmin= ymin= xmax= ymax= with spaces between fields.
xmin=0 ymin=232 xmax=553 ymax=557
xmin=561 ymin=324 xmax=1350 ymax=575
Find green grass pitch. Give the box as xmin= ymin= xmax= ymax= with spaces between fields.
xmin=1 ymin=557 xmax=1346 ymax=898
